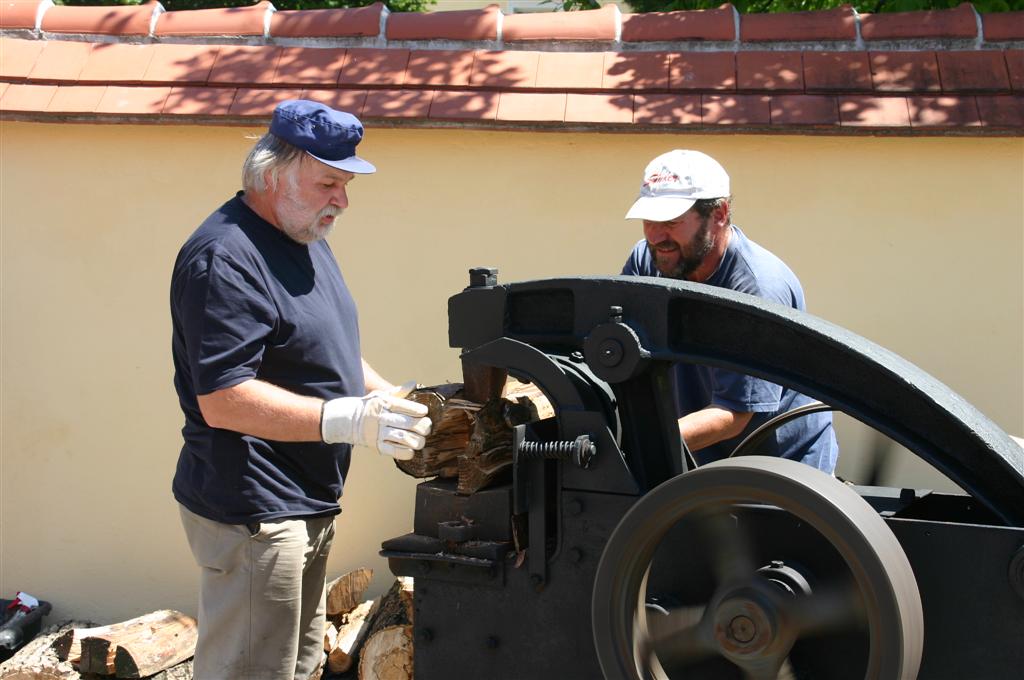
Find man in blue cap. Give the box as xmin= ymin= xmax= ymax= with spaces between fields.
xmin=622 ymin=149 xmax=838 ymax=473
xmin=170 ymin=100 xmax=431 ymax=680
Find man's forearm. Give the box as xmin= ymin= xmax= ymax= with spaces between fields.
xmin=679 ymin=406 xmax=754 ymax=453
xmin=362 ymin=358 xmax=394 ymax=393
xmin=197 ymin=379 xmax=323 ymax=442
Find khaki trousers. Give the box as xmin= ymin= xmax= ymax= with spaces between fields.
xmin=179 ymin=505 xmax=335 ymax=680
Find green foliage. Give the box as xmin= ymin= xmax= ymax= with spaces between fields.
xmin=54 ymin=0 xmax=437 ymax=13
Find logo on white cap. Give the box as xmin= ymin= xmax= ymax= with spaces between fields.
xmin=625 ymin=150 xmax=730 ymax=221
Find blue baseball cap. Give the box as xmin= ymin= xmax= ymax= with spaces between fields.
xmin=270 ymin=99 xmax=376 ymax=174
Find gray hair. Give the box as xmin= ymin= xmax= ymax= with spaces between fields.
xmin=692 ymin=197 xmax=732 ymax=219
xmin=241 ymin=133 xmax=305 ymax=193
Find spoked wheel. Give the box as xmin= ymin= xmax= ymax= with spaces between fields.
xmin=592 ymin=457 xmax=923 ymax=680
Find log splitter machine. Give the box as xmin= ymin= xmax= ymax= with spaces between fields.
xmin=381 ymin=268 xmax=1024 ymax=680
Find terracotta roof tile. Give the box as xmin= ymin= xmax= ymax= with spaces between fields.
xmin=270 ymin=4 xmax=382 ymax=39
xmin=620 ymin=7 xmax=735 ymax=43
xmin=838 ymin=95 xmax=911 ymax=127
xmin=907 ymin=95 xmax=980 ymax=128
xmin=0 ymin=0 xmax=42 ymax=30
xmin=737 ymin=51 xmax=803 ymax=91
xmin=144 ymin=44 xmax=219 ymax=85
xmin=274 ymin=47 xmax=346 ymax=86
xmin=496 ymin=92 xmax=566 ymax=122
xmin=300 ymin=88 xmax=367 ymax=117
xmin=770 ymin=94 xmax=839 ymax=126
xmin=387 ymin=6 xmax=498 ymax=41
xmin=936 ymin=51 xmax=1011 ymax=92
xmin=1004 ymin=50 xmax=1023 ymax=92
xmin=702 ymin=94 xmax=771 ymax=125
xmin=163 ymin=86 xmax=237 ymax=116
xmin=0 ymin=83 xmax=56 ymax=111
xmin=869 ymin=51 xmax=941 ymax=92
xmin=0 ymin=37 xmax=45 ymax=80
xmin=0 ymin=5 xmax=1017 ymax=134
xmin=27 ymin=40 xmax=93 ymax=82
xmin=982 ymin=11 xmax=1024 ymax=41
xmin=228 ymin=87 xmax=303 ymax=116
xmin=633 ymin=93 xmax=701 ymax=125
xmin=79 ymin=43 xmax=155 ymax=84
xmin=976 ymin=95 xmax=1024 ymax=127
xmin=536 ymin=51 xmax=605 ymax=90
xmin=860 ymin=3 xmax=977 ymax=41
xmin=363 ymin=88 xmax=434 ymax=118
xmin=340 ymin=48 xmax=409 ymax=87
xmin=803 ymin=51 xmax=872 ymax=93
xmin=503 ymin=5 xmax=616 ymax=42
xmin=40 ymin=1 xmax=157 ymax=36
xmin=405 ymin=50 xmax=475 ymax=87
xmin=604 ymin=51 xmax=670 ymax=91
xmin=155 ymin=1 xmax=269 ymax=37
xmin=670 ymin=52 xmax=735 ymax=91
xmin=95 ymin=85 xmax=170 ymax=115
xmin=741 ymin=7 xmax=856 ymax=42
xmin=46 ymin=85 xmax=106 ymax=113
xmin=470 ymin=50 xmax=538 ymax=88
xmin=429 ymin=90 xmax=498 ymax=121
xmin=208 ymin=46 xmax=282 ymax=87
xmin=565 ymin=93 xmax=633 ymax=124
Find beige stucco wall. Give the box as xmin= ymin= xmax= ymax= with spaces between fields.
xmin=1 ymin=121 xmax=1022 ymax=623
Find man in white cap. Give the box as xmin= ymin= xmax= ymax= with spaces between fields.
xmin=170 ymin=100 xmax=432 ymax=680
xmin=622 ymin=149 xmax=838 ymax=472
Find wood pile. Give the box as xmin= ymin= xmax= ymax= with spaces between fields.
xmin=400 ymin=380 xmax=552 ymax=494
xmin=321 ymin=570 xmax=414 ymax=680
xmin=0 ymin=570 xmax=413 ymax=680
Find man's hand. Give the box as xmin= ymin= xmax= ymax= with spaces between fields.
xmin=321 ymin=391 xmax=432 ymax=460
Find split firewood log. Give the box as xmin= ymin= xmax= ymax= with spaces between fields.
xmin=326 ymin=598 xmax=378 ymax=674
xmin=325 ymin=567 xmax=373 ymax=618
xmin=401 ymin=380 xmax=551 ymax=494
xmin=73 ymin=610 xmax=196 ymax=677
xmin=323 ymin=620 xmax=338 ymax=655
xmin=0 ymin=622 xmax=83 ymax=680
xmin=397 ymin=383 xmax=477 ymax=479
xmin=356 ymin=625 xmax=413 ymax=680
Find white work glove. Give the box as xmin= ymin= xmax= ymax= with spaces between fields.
xmin=321 ymin=383 xmax=432 ymax=460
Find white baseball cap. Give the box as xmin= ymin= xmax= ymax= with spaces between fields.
xmin=625 ymin=150 xmax=730 ymax=221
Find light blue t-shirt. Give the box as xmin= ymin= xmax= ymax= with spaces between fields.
xmin=622 ymin=225 xmax=839 ymax=473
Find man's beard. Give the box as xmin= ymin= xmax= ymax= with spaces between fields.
xmin=280 ymin=205 xmax=343 ymax=244
xmin=652 ymin=216 xmax=714 ymax=280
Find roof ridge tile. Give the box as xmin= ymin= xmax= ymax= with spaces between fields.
xmin=621 ymin=5 xmax=736 ymax=43
xmin=982 ymin=11 xmax=1024 ymax=42
xmin=155 ymin=0 xmax=270 ymax=37
xmin=741 ymin=5 xmax=856 ymax=43
xmin=503 ymin=4 xmax=617 ymax=43
xmin=860 ymin=2 xmax=978 ymax=42
xmin=387 ymin=4 xmax=499 ymax=42
xmin=40 ymin=0 xmax=159 ymax=37
xmin=1 ymin=0 xmax=51 ymax=31
xmin=271 ymin=3 xmax=383 ymax=40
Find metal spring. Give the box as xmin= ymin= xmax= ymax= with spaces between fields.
xmin=517 ymin=435 xmax=595 ymax=468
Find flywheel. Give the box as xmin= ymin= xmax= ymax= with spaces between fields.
xmin=592 ymin=456 xmax=923 ymax=680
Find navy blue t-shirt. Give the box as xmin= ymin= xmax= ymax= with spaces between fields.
xmin=170 ymin=193 xmax=365 ymax=524
xmin=622 ymin=226 xmax=838 ymax=473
